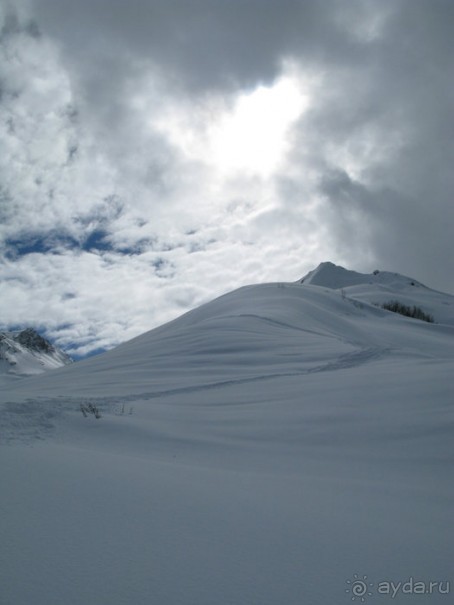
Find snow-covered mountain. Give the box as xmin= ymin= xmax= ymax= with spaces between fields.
xmin=0 ymin=327 xmax=72 ymax=384
xmin=300 ymin=260 xmax=454 ymax=323
xmin=300 ymin=260 xmax=427 ymax=288
xmin=1 ymin=263 xmax=453 ymax=605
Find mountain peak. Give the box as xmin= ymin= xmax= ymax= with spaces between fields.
xmin=300 ymin=262 xmax=371 ymax=289
xmin=299 ymin=262 xmax=424 ymax=291
xmin=0 ymin=328 xmax=72 ymax=383
xmin=15 ymin=328 xmax=55 ymax=353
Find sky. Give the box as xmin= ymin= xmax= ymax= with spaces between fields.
xmin=1 ymin=0 xmax=453 ymax=357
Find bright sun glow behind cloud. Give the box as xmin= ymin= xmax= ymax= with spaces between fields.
xmin=209 ymin=77 xmax=308 ymax=177
xmin=156 ymin=75 xmax=309 ymax=178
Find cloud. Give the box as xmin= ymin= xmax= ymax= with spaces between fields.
xmin=27 ymin=0 xmax=338 ymax=91
xmin=273 ymin=0 xmax=454 ymax=286
xmin=1 ymin=0 xmax=453 ymax=356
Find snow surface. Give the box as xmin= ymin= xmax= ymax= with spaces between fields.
xmin=1 ymin=263 xmax=453 ymax=604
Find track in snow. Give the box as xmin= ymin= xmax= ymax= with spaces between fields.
xmin=0 ymin=345 xmax=390 ymax=444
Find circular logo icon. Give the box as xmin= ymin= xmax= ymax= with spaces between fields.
xmin=345 ymin=574 xmax=374 ymax=602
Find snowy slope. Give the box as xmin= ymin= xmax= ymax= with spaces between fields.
xmin=3 ymin=266 xmax=453 ymax=400
xmin=0 ymin=328 xmax=72 ymax=385
xmin=1 ymin=264 xmax=453 ymax=605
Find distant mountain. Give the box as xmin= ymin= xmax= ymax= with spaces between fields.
xmin=0 ymin=328 xmax=72 ymax=383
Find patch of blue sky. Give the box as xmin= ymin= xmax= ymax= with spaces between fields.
xmin=4 ymin=229 xmax=119 ymax=256
xmin=5 ymin=232 xmax=79 ymax=257
xmin=82 ymin=229 xmax=113 ymax=252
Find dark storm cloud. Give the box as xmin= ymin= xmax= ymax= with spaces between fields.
xmin=30 ymin=0 xmax=350 ymax=92
xmin=271 ymin=0 xmax=454 ymax=291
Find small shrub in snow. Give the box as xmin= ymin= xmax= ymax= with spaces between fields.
xmin=380 ymin=300 xmax=434 ymax=323
xmin=80 ymin=403 xmax=101 ymax=419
